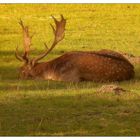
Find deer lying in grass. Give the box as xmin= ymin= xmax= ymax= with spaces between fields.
xmin=15 ymin=15 xmax=134 ymax=82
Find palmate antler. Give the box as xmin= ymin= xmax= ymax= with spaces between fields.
xmin=15 ymin=15 xmax=66 ymax=66
xmin=15 ymin=19 xmax=33 ymax=63
xmin=31 ymin=15 xmax=66 ymax=66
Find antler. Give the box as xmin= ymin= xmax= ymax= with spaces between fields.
xmin=15 ymin=45 xmax=24 ymax=61
xmin=15 ymin=19 xmax=32 ymax=63
xmin=31 ymin=15 xmax=66 ymax=65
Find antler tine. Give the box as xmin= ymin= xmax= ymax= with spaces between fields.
xmin=15 ymin=45 xmax=24 ymax=62
xmin=19 ymin=19 xmax=24 ymax=29
xmin=19 ymin=19 xmax=32 ymax=63
xmin=31 ymin=15 xmax=66 ymax=65
xmin=51 ymin=15 xmax=58 ymax=24
xmin=44 ymin=43 xmax=49 ymax=49
xmin=60 ymin=14 xmax=64 ymax=20
xmin=50 ymin=23 xmax=55 ymax=34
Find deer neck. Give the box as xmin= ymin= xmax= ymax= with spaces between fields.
xmin=32 ymin=61 xmax=57 ymax=80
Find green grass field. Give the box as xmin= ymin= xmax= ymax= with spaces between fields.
xmin=0 ymin=4 xmax=140 ymax=136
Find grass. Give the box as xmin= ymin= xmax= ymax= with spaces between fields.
xmin=0 ymin=4 xmax=140 ymax=136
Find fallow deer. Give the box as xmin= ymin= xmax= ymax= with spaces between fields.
xmin=15 ymin=15 xmax=134 ymax=82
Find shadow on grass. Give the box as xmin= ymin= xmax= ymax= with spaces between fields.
xmin=0 ymin=79 xmax=100 ymax=91
xmin=135 ymin=64 xmax=140 ymax=80
xmin=0 ymin=66 xmax=18 ymax=80
xmin=0 ymin=49 xmax=66 ymax=57
xmin=0 ymin=50 xmax=15 ymax=56
xmin=0 ymin=91 xmax=140 ymax=136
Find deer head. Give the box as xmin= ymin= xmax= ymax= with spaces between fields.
xmin=15 ymin=15 xmax=66 ymax=79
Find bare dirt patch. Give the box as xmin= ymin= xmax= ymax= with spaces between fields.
xmin=97 ymin=84 xmax=127 ymax=95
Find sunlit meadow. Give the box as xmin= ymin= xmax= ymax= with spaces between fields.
xmin=0 ymin=4 xmax=140 ymax=136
